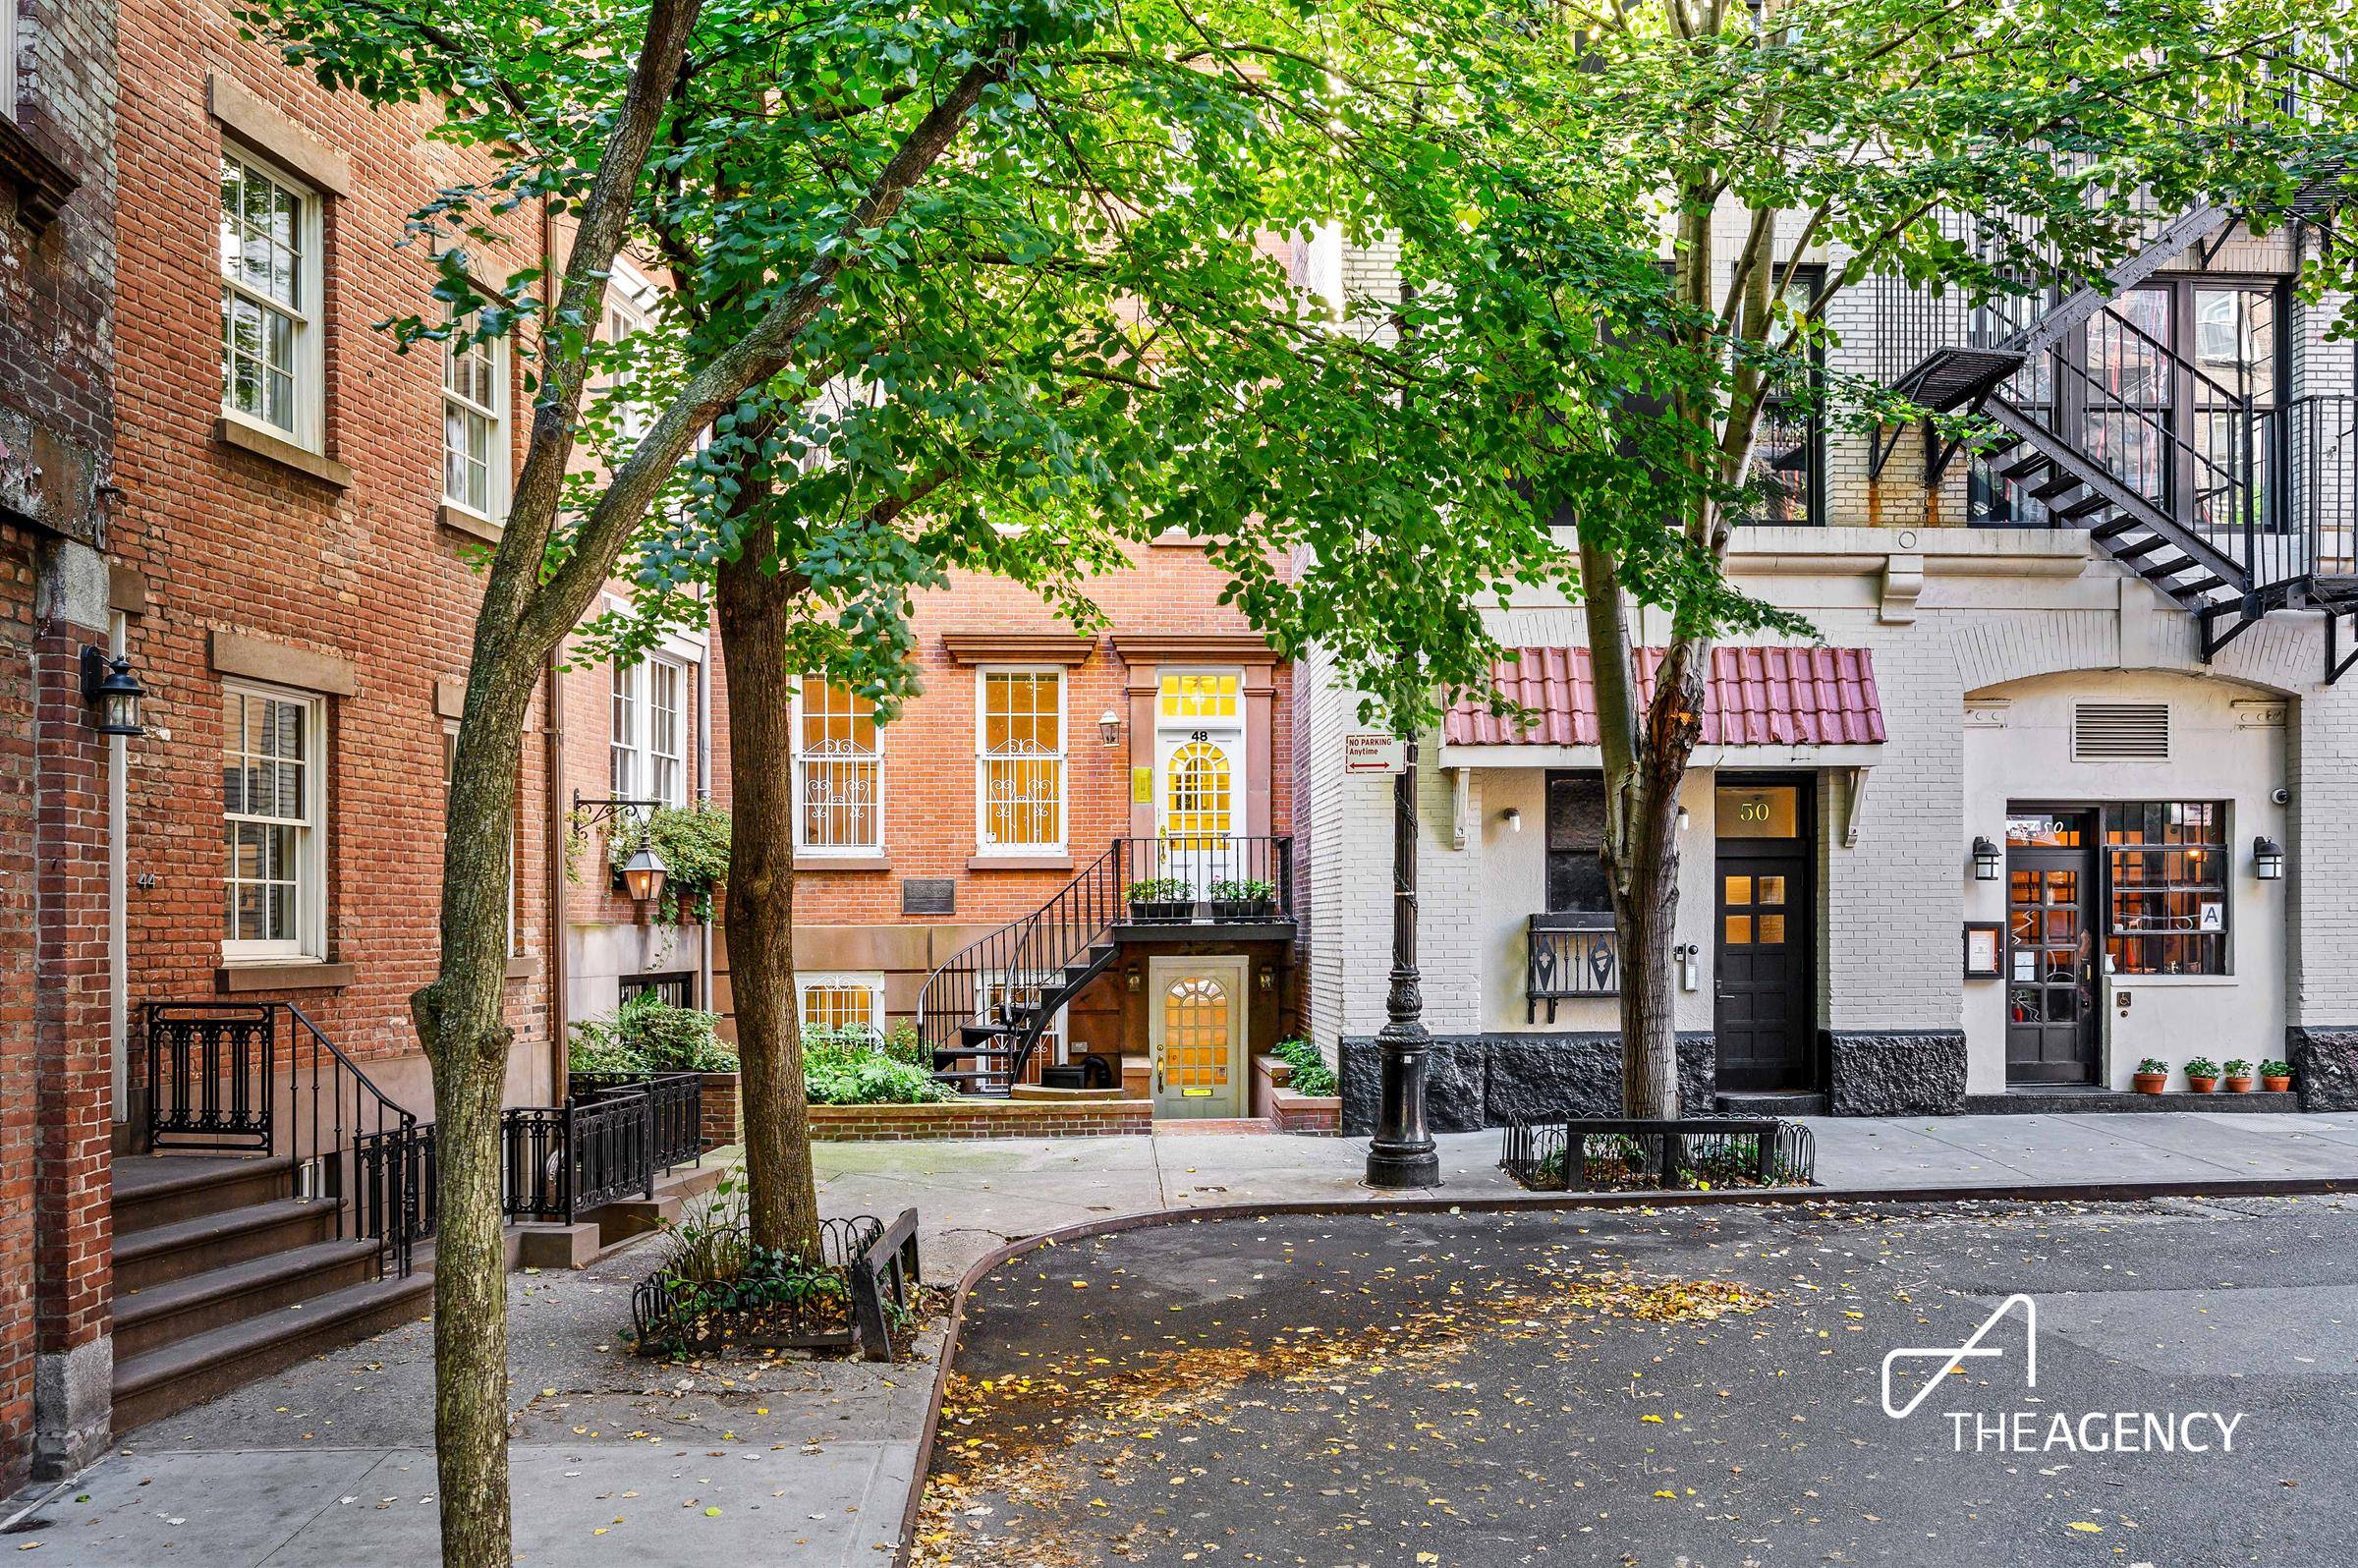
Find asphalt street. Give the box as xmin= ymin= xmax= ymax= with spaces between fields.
xmin=917 ymin=1195 xmax=2358 ymax=1567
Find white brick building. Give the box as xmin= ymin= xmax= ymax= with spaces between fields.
xmin=1299 ymin=206 xmax=2358 ymax=1123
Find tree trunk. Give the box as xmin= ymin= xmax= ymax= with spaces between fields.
xmin=715 ymin=549 xmax=823 ymax=1258
xmin=413 ymin=668 xmax=536 ymax=1568
xmin=1578 ymin=527 xmax=1698 ymax=1119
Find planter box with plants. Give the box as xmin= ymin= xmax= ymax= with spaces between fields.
xmin=803 ymin=1023 xmax=956 ymax=1106
xmin=1124 ymin=876 xmax=1197 ymax=924
xmin=626 ymin=1174 xmax=918 ymax=1359
xmin=1253 ymin=1036 xmax=1340 ymax=1133
xmin=1208 ymin=876 xmax=1278 ymax=922
xmin=569 ymin=993 xmax=741 ymax=1150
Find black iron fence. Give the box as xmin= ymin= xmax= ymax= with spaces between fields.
xmin=1501 ymin=1116 xmax=1816 ymax=1193
xmin=504 ymin=1074 xmax=704 ymax=1225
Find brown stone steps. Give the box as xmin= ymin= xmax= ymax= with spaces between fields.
xmin=114 ymin=1199 xmax=342 ymax=1294
xmin=113 ymin=1236 xmax=385 ymax=1362
xmin=111 ymin=1267 xmax=435 ymax=1435
xmin=113 ymin=1154 xmax=289 ymax=1234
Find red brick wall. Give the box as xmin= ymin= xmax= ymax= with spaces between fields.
xmin=110 ymin=1 xmax=552 ymax=1110
xmin=809 ymin=1098 xmax=1152 ymax=1141
xmin=0 ymin=531 xmax=40 ymax=1487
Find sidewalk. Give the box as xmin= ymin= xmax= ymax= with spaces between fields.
xmin=14 ymin=1110 xmax=2358 ymax=1563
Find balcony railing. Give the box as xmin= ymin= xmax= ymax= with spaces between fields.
xmin=1115 ymin=834 xmax=1295 ymax=924
xmin=1527 ymin=912 xmax=1619 ymax=1023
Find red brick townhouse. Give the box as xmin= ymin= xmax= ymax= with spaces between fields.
xmin=767 ymin=543 xmax=1303 ymax=1121
xmin=0 ymin=0 xmax=586 ymax=1484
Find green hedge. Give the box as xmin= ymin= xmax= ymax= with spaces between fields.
xmin=568 ymin=992 xmax=738 ymax=1075
xmin=1271 ymin=1036 xmax=1337 ymax=1097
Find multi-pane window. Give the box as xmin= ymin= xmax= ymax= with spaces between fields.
xmin=604 ymin=277 xmax=653 ymax=443
xmin=610 ymin=655 xmax=688 ymax=806
xmin=1158 ymin=672 xmax=1238 ymax=721
xmin=219 ymin=150 xmax=316 ymax=442
xmin=442 ymin=329 xmax=503 ymax=518
xmin=223 ymin=684 xmax=323 ymax=958
xmin=978 ymin=670 xmax=1064 ymax=852
xmin=609 ymin=661 xmax=640 ymax=799
xmin=800 ymin=974 xmax=883 ymax=1037
xmin=796 ymin=679 xmax=881 ymax=852
xmin=2105 ymin=801 xmax=2229 ymax=976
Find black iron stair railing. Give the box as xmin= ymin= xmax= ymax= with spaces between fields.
xmin=918 ymin=834 xmax=1296 ymax=1096
xmin=143 ymin=1000 xmax=429 ymax=1278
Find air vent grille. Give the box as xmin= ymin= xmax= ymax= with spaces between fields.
xmin=2072 ymin=702 xmax=2169 ymax=761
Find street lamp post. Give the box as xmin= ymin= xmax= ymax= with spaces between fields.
xmin=1365 ymin=732 xmax=1440 ymax=1189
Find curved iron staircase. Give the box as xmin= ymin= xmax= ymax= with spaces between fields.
xmin=917 ymin=836 xmax=1295 ymax=1095
xmin=1872 ymin=180 xmax=2358 ymax=677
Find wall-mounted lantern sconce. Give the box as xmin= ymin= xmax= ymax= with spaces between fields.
xmin=1676 ymin=806 xmax=1691 ymax=833
xmin=82 ymin=646 xmax=144 ymax=737
xmin=572 ymin=790 xmax=669 ymax=905
xmin=1125 ymin=968 xmax=1143 ymax=992
xmin=2254 ymin=835 xmax=2284 ymax=881
xmin=1099 ymin=708 xmax=1122 ymax=747
xmin=1258 ymin=967 xmax=1275 ymax=992
xmin=1501 ymin=807 xmax=1522 ymax=833
xmin=1970 ymin=836 xmax=2001 ymax=881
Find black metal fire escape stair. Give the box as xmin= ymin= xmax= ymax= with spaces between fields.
xmin=1872 ymin=191 xmax=2358 ymax=670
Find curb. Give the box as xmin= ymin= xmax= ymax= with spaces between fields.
xmin=888 ymin=1174 xmax=2358 ymax=1563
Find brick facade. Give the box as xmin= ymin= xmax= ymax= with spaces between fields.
xmin=809 ymin=1098 xmax=1153 ymax=1141
xmin=2 ymin=0 xmax=119 ymax=1490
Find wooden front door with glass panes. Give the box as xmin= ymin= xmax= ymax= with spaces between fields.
xmin=1712 ymin=781 xmax=1815 ymax=1092
xmin=2004 ymin=812 xmax=2100 ymax=1084
xmin=1150 ymin=959 xmax=1245 ymax=1118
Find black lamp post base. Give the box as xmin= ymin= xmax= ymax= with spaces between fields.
xmin=1364 ymin=1143 xmax=1441 ymax=1189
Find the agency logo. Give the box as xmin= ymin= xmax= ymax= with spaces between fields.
xmin=1881 ymin=1293 xmax=2246 ymax=1456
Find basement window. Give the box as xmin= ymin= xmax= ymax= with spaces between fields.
xmin=2104 ymin=802 xmax=2227 ymax=976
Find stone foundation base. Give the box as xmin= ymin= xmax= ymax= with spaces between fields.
xmin=1338 ymin=1033 xmax=1715 ymax=1135
xmin=1826 ymin=1030 xmax=1968 ymax=1116
xmin=33 ymin=1336 xmax=111 ymax=1479
xmin=2288 ymin=1026 xmax=2358 ymax=1112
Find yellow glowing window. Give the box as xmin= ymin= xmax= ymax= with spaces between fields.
xmin=1164 ymin=740 xmax=1233 ymax=848
xmin=801 ymin=981 xmax=879 ymax=1036
xmin=980 ymin=670 xmax=1064 ymax=850
xmin=1158 ymin=672 xmax=1239 ymax=721
xmin=1162 ymin=976 xmax=1232 ymax=1088
xmin=797 ymin=680 xmax=880 ymax=850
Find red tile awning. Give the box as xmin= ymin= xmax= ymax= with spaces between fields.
xmin=1442 ymin=645 xmax=1885 ymax=748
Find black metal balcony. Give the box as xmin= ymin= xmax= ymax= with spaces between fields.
xmin=1527 ymin=912 xmax=1619 ymax=1024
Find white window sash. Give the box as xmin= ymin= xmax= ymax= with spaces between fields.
xmin=798 ymin=973 xmax=885 ymax=1036
xmin=441 ymin=330 xmax=507 ymax=522
xmin=974 ymin=667 xmax=1067 ymax=855
xmin=647 ymin=658 xmax=685 ymax=807
xmin=217 ymin=144 xmax=324 ymax=452
xmin=609 ymin=660 xmax=642 ymax=800
xmin=222 ymin=681 xmax=327 ymax=962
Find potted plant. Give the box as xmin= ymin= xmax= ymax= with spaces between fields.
xmin=2132 ymin=1057 xmax=2168 ymax=1094
xmin=2222 ymin=1058 xmax=2255 ymax=1093
xmin=1209 ymin=875 xmax=1277 ymax=922
xmin=1124 ymin=876 xmax=1196 ymax=923
xmin=2184 ymin=1055 xmax=2220 ymax=1093
xmin=2262 ymin=1058 xmax=2294 ymax=1093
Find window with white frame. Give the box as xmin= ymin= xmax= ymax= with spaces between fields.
xmin=795 ymin=678 xmax=881 ymax=853
xmin=800 ymin=973 xmax=883 ymax=1037
xmin=977 ymin=669 xmax=1064 ymax=853
xmin=223 ymin=683 xmax=326 ymax=959
xmin=609 ymin=654 xmax=688 ymax=807
xmin=218 ymin=148 xmax=321 ymax=446
xmin=603 ymin=266 xmax=654 ymax=443
xmin=442 ymin=326 xmax=506 ymax=520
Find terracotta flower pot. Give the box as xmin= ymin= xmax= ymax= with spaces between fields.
xmin=2187 ymin=1075 xmax=2218 ymax=1094
xmin=2263 ymin=1074 xmax=2293 ymax=1093
xmin=2224 ymin=1076 xmax=2255 ymax=1093
xmin=2132 ymin=1072 xmax=2167 ymax=1094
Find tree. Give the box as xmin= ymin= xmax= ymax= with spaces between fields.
xmin=1416 ymin=0 xmax=2358 ymax=1116
xmin=243 ymin=0 xmax=1711 ymax=1555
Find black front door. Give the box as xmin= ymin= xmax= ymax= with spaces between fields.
xmin=2005 ymin=811 xmax=2100 ymax=1085
xmin=1713 ymin=780 xmax=1815 ymax=1092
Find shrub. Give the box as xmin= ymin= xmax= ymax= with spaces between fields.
xmin=568 ymin=991 xmax=738 ymax=1076
xmin=601 ymin=802 xmax=731 ymax=924
xmin=1271 ymin=1036 xmax=1337 ymax=1097
xmin=802 ymin=1023 xmax=952 ymax=1104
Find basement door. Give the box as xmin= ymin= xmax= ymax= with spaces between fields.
xmin=1149 ymin=956 xmax=1245 ymax=1119
xmin=2003 ymin=810 xmax=2101 ymax=1085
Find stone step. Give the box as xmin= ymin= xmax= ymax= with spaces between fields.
xmin=1714 ymin=1092 xmax=1827 ymax=1117
xmin=114 ymin=1236 xmax=383 ymax=1362
xmin=115 ymin=1199 xmax=342 ymax=1295
xmin=112 ymin=1154 xmax=289 ymax=1235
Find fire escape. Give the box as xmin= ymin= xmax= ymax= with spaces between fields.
xmin=1870 ymin=172 xmax=2358 ymax=680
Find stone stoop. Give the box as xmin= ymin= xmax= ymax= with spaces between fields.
xmin=108 ymin=1154 xmax=433 ymax=1436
